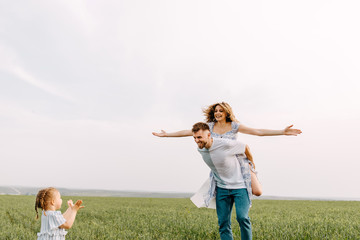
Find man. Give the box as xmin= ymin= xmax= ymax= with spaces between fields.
xmin=192 ymin=122 xmax=252 ymax=240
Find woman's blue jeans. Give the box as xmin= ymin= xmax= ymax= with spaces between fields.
xmin=216 ymin=187 xmax=252 ymax=240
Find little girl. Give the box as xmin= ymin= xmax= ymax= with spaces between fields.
xmin=35 ymin=187 xmax=84 ymax=240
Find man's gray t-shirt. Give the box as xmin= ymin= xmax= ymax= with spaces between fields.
xmin=198 ymin=138 xmax=247 ymax=189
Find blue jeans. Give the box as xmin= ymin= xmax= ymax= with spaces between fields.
xmin=216 ymin=187 xmax=252 ymax=240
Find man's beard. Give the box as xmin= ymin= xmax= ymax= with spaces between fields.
xmin=197 ymin=141 xmax=206 ymax=149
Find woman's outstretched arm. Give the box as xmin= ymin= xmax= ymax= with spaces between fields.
xmin=152 ymin=129 xmax=192 ymax=137
xmin=238 ymin=124 xmax=302 ymax=136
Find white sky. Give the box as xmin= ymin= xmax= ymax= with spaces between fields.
xmin=1 ymin=0 xmax=359 ymax=199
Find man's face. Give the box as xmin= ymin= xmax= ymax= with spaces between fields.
xmin=193 ymin=129 xmax=211 ymax=149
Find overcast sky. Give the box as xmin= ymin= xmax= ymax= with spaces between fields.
xmin=1 ymin=0 xmax=359 ymax=199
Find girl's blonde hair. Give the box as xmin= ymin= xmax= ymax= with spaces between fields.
xmin=35 ymin=187 xmax=58 ymax=219
xmin=203 ymin=102 xmax=256 ymax=169
xmin=203 ymin=102 xmax=239 ymax=123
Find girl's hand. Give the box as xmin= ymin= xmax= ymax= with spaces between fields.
xmin=73 ymin=200 xmax=84 ymax=211
xmin=284 ymin=125 xmax=302 ymax=136
xmin=152 ymin=130 xmax=167 ymax=137
xmin=67 ymin=200 xmax=74 ymax=207
xmin=68 ymin=199 xmax=84 ymax=211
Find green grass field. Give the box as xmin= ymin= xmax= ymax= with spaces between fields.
xmin=1 ymin=195 xmax=359 ymax=239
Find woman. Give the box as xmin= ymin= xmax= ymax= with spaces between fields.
xmin=152 ymin=102 xmax=302 ymax=198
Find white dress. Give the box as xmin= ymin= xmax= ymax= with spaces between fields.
xmin=37 ymin=211 xmax=67 ymax=240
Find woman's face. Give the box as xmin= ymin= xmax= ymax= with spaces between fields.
xmin=214 ymin=105 xmax=227 ymax=122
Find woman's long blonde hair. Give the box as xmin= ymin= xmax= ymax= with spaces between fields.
xmin=203 ymin=102 xmax=255 ymax=169
xmin=203 ymin=102 xmax=238 ymax=123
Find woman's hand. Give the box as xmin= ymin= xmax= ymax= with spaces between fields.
xmin=284 ymin=125 xmax=302 ymax=136
xmin=152 ymin=130 xmax=167 ymax=137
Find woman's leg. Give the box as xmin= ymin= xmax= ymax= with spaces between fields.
xmin=250 ymin=167 xmax=262 ymax=196
xmin=245 ymin=146 xmax=262 ymax=196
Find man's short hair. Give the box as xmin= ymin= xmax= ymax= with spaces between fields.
xmin=192 ymin=122 xmax=210 ymax=133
